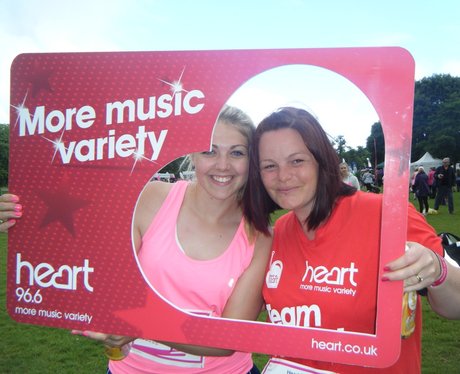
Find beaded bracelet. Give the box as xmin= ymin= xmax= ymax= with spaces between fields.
xmin=430 ymin=253 xmax=448 ymax=287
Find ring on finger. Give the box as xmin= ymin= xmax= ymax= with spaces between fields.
xmin=415 ymin=273 xmax=424 ymax=283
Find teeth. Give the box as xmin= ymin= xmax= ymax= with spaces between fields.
xmin=213 ymin=176 xmax=232 ymax=183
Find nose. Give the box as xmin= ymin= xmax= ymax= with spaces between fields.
xmin=215 ymin=154 xmax=230 ymax=170
xmin=278 ymin=164 xmax=292 ymax=182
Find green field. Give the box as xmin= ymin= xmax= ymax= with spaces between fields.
xmin=1 ymin=192 xmax=459 ymax=373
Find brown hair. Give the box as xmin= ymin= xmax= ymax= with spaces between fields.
xmin=244 ymin=107 xmax=355 ymax=235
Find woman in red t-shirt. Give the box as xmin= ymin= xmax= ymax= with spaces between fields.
xmin=243 ymin=107 xmax=458 ymax=373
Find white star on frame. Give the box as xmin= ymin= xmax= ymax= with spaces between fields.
xmin=11 ymin=91 xmax=30 ymax=130
xmin=130 ymin=149 xmax=157 ymax=175
xmin=41 ymin=129 xmax=68 ymax=163
xmin=158 ymin=66 xmax=189 ymax=99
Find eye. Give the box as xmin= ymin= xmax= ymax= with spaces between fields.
xmin=230 ymin=149 xmax=246 ymax=157
xmin=260 ymin=163 xmax=276 ymax=171
xmin=200 ymin=150 xmax=215 ymax=156
xmin=292 ymin=158 xmax=305 ymax=165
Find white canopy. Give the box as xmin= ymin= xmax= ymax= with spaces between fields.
xmin=410 ymin=152 xmax=442 ymax=171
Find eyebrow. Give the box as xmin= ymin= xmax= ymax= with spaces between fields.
xmin=260 ymin=151 xmax=311 ymax=163
xmin=211 ymin=143 xmax=248 ymax=149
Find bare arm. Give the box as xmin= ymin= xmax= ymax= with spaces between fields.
xmin=382 ymin=241 xmax=460 ymax=319
xmin=221 ymin=232 xmax=272 ymax=321
xmin=426 ymin=261 xmax=460 ymax=319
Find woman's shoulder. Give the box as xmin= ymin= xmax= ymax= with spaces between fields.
xmin=343 ymin=190 xmax=382 ymax=208
xmin=135 ymin=181 xmax=176 ymax=227
xmin=139 ymin=180 xmax=174 ymax=205
xmin=132 ymin=181 xmax=179 ymax=248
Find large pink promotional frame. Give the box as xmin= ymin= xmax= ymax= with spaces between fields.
xmin=7 ymin=47 xmax=415 ymax=368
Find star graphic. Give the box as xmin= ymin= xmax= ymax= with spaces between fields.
xmin=11 ymin=92 xmax=29 ymax=130
xmin=130 ymin=149 xmax=157 ymax=175
xmin=26 ymin=70 xmax=54 ymax=98
xmin=37 ymin=177 xmax=89 ymax=236
xmin=42 ymin=129 xmax=68 ymax=163
xmin=158 ymin=66 xmax=188 ymax=100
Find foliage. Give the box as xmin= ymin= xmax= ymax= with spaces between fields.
xmin=412 ymin=74 xmax=460 ymax=164
xmin=359 ymin=74 xmax=460 ymax=169
xmin=334 ymin=135 xmax=371 ymax=171
xmin=366 ymin=122 xmax=385 ymax=168
xmin=0 ymin=124 xmax=9 ymax=186
xmin=159 ymin=155 xmax=187 ymax=177
xmin=332 ymin=135 xmax=348 ymax=158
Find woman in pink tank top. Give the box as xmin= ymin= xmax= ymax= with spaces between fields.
xmin=72 ymin=105 xmax=271 ymax=374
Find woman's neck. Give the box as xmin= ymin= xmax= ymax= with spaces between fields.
xmin=187 ymin=182 xmax=242 ymax=224
xmin=294 ymin=209 xmax=316 ymax=240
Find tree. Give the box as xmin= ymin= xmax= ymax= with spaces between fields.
xmin=0 ymin=124 xmax=9 ymax=187
xmin=159 ymin=156 xmax=187 ymax=178
xmin=412 ymin=74 xmax=460 ymax=164
xmin=331 ymin=134 xmax=371 ymax=171
xmin=366 ymin=122 xmax=385 ymax=168
xmin=332 ymin=135 xmax=350 ymax=162
xmin=341 ymin=146 xmax=371 ymax=171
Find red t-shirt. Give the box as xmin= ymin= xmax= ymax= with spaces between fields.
xmin=263 ymin=191 xmax=442 ymax=373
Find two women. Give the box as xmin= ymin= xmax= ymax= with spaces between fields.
xmin=2 ymin=106 xmax=458 ymax=373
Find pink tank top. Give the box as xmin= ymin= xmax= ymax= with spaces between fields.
xmin=110 ymin=181 xmax=255 ymax=373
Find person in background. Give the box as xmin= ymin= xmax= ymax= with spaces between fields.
xmin=410 ymin=166 xmax=419 ymax=200
xmin=433 ymin=157 xmax=455 ymax=214
xmin=361 ymin=168 xmax=379 ymax=193
xmin=339 ymin=161 xmax=360 ymax=190
xmin=413 ymin=166 xmax=430 ymax=215
xmin=456 ymin=168 xmax=460 ymax=192
xmin=244 ymin=107 xmax=446 ymax=373
xmin=427 ymin=166 xmax=436 ymax=198
xmin=376 ymin=168 xmax=384 ymax=187
xmin=0 ymin=106 xmax=272 ymax=374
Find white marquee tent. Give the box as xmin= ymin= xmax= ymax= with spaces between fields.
xmin=410 ymin=152 xmax=442 ymax=170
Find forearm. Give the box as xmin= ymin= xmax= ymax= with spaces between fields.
xmin=427 ymin=262 xmax=460 ymax=319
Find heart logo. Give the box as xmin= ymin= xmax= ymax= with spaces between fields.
xmin=265 ymin=260 xmax=283 ymax=289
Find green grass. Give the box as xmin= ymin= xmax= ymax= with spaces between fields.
xmin=1 ymin=192 xmax=459 ymax=373
xmin=418 ymin=191 xmax=460 ymax=374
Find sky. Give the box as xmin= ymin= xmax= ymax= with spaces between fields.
xmin=1 ymin=0 xmax=460 ymax=148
